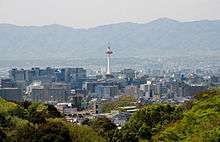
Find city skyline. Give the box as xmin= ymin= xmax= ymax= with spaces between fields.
xmin=0 ymin=1 xmax=220 ymax=141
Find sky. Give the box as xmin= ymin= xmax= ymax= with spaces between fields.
xmin=0 ymin=0 xmax=220 ymax=28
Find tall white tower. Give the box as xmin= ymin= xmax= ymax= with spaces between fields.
xmin=106 ymin=45 xmax=113 ymax=75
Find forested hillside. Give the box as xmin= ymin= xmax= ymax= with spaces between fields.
xmin=112 ymin=89 xmax=220 ymax=142
xmin=0 ymin=99 xmax=105 ymax=142
xmin=1 ymin=88 xmax=220 ymax=142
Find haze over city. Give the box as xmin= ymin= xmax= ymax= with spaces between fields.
xmin=1 ymin=1 xmax=220 ymax=142
xmin=0 ymin=0 xmax=220 ymax=27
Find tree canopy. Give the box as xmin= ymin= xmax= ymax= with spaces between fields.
xmin=0 ymin=98 xmax=105 ymax=142
xmin=1 ymin=88 xmax=220 ymax=142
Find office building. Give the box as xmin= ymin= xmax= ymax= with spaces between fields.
xmin=64 ymin=68 xmax=87 ymax=89
xmin=95 ymin=85 xmax=119 ymax=98
xmin=0 ymin=88 xmax=22 ymax=102
xmin=1 ymin=78 xmax=16 ymax=88
xmin=27 ymin=82 xmax=71 ymax=103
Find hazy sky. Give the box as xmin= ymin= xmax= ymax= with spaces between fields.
xmin=0 ymin=0 xmax=219 ymax=28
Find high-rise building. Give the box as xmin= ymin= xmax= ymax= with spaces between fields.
xmin=83 ymin=81 xmax=117 ymax=95
xmin=9 ymin=67 xmax=56 ymax=83
xmin=95 ymin=85 xmax=119 ymax=98
xmin=9 ymin=67 xmax=87 ymax=89
xmin=64 ymin=68 xmax=87 ymax=89
xmin=0 ymin=88 xmax=22 ymax=102
xmin=9 ymin=68 xmax=26 ymax=82
xmin=27 ymin=82 xmax=71 ymax=103
xmin=1 ymin=78 xmax=16 ymax=88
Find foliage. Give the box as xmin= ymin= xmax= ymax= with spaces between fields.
xmin=6 ymin=123 xmax=36 ymax=142
xmin=0 ymin=99 xmax=104 ymax=142
xmin=110 ymin=88 xmax=220 ymax=142
xmin=85 ymin=117 xmax=117 ymax=142
xmin=154 ymin=89 xmax=220 ymax=142
xmin=2 ymin=88 xmax=220 ymax=142
xmin=35 ymin=120 xmax=71 ymax=142
xmin=0 ymin=113 xmax=13 ymax=128
xmin=26 ymin=103 xmax=62 ymax=124
xmin=0 ymin=128 xmax=6 ymax=142
xmin=0 ymin=99 xmax=18 ymax=114
xmin=68 ymin=124 xmax=106 ymax=142
xmin=112 ymin=104 xmax=183 ymax=142
xmin=46 ymin=104 xmax=62 ymax=118
xmin=101 ymin=95 xmax=136 ymax=113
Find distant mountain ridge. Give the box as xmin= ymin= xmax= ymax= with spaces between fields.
xmin=0 ymin=18 xmax=220 ymax=60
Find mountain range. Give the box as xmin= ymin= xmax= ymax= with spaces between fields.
xmin=0 ymin=18 xmax=220 ymax=60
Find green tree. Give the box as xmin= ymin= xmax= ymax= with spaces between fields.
xmin=101 ymin=95 xmax=136 ymax=113
xmin=155 ymin=89 xmax=220 ymax=142
xmin=86 ymin=117 xmax=117 ymax=142
xmin=0 ymin=129 xmax=6 ymax=142
xmin=35 ymin=121 xmax=71 ymax=142
xmin=6 ymin=123 xmax=35 ymax=142
xmin=68 ymin=124 xmax=106 ymax=142
xmin=113 ymin=104 xmax=183 ymax=142
xmin=46 ymin=104 xmax=62 ymax=118
xmin=0 ymin=113 xmax=13 ymax=128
